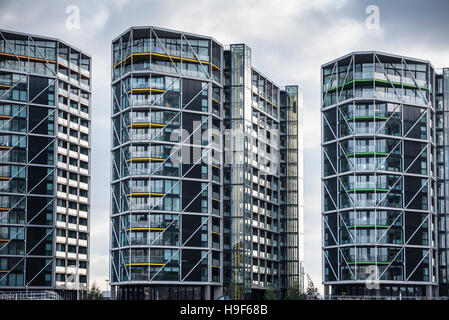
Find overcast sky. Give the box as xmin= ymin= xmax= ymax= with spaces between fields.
xmin=1 ymin=0 xmax=448 ymax=293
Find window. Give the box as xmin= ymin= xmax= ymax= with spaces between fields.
xmin=56 ymin=274 xmax=65 ymax=282
xmin=68 ymin=201 xmax=77 ymax=210
xmin=69 ymin=187 xmax=77 ymax=196
xmin=56 ymin=259 xmax=65 ymax=267
xmin=81 ymin=105 xmax=88 ymax=114
xmin=69 ymin=129 xmax=78 ymax=138
xmin=57 ymin=169 xmax=67 ymax=178
xmin=69 ymin=144 xmax=78 ymax=152
xmin=57 ymin=213 xmax=66 ymax=222
xmin=58 ymin=125 xmax=67 ymax=134
xmin=57 ymin=199 xmax=66 ymax=207
xmin=68 ymin=216 xmax=77 ymax=224
xmin=80 ymin=147 xmax=88 ymax=155
xmin=80 ymin=133 xmax=88 ymax=142
xmin=58 ymin=154 xmax=67 ymax=163
xmin=69 ymin=158 xmax=78 ymax=166
xmin=58 ymin=140 xmax=67 ymax=148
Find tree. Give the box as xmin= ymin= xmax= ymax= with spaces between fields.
xmin=306 ymin=274 xmax=320 ymax=299
xmin=223 ymin=282 xmax=243 ymax=300
xmin=84 ymin=282 xmax=104 ymax=300
xmin=285 ymin=281 xmax=306 ymax=300
xmin=264 ymin=288 xmax=279 ymax=300
xmin=223 ymin=283 xmax=234 ymax=298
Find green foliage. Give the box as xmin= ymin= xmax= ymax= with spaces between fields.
xmin=84 ymin=282 xmax=104 ymax=300
xmin=223 ymin=283 xmax=234 ymax=298
xmin=223 ymin=282 xmax=243 ymax=300
xmin=264 ymin=288 xmax=279 ymax=300
xmin=285 ymin=282 xmax=307 ymax=300
xmin=306 ymin=274 xmax=320 ymax=299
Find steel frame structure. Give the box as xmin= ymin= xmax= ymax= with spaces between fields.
xmin=110 ymin=26 xmax=304 ymax=301
xmin=110 ymin=26 xmax=224 ymax=300
xmin=321 ymin=51 xmax=439 ymax=298
xmin=0 ymin=29 xmax=91 ymax=300
xmin=222 ymin=45 xmax=303 ymax=300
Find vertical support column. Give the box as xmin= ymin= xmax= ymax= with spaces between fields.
xmin=426 ymin=285 xmax=432 ymax=299
xmin=204 ymin=285 xmax=211 ymax=300
xmin=324 ymin=284 xmax=330 ymax=298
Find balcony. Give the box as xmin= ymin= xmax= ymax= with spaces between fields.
xmin=58 ymin=56 xmax=69 ymax=67
xmin=324 ymin=70 xmax=428 ymax=94
xmin=80 ymin=67 xmax=90 ymax=78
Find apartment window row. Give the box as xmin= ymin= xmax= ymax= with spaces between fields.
xmin=0 ymin=38 xmax=56 ymax=60
xmin=252 ymin=241 xmax=279 ymax=258
xmin=57 ymin=183 xmax=88 ymax=197
xmin=56 ymin=228 xmax=88 ymax=240
xmin=252 ymin=211 xmax=278 ymax=230
xmin=56 ymin=258 xmax=88 ymax=269
xmin=58 ymin=140 xmax=89 ymax=155
xmin=55 ymin=274 xmax=87 ymax=283
xmin=58 ymin=66 xmax=89 ymax=84
xmin=58 ymin=64 xmax=90 ymax=87
xmin=56 ymin=213 xmax=88 ymax=226
xmin=58 ymin=80 xmax=90 ymax=99
xmin=56 ymin=243 xmax=87 ymax=254
xmin=58 ymin=110 xmax=89 ymax=127
xmin=251 ymin=72 xmax=279 ymax=103
xmin=58 ymin=44 xmax=90 ymax=70
xmin=58 ymin=95 xmax=89 ymax=114
xmin=57 ymin=169 xmax=89 ymax=183
xmin=56 ymin=199 xmax=88 ymax=212
xmin=57 ymin=154 xmax=88 ymax=170
xmin=58 ymin=124 xmax=89 ymax=142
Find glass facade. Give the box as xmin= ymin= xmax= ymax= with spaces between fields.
xmin=0 ymin=30 xmax=91 ymax=299
xmin=222 ymin=46 xmax=302 ymax=300
xmin=110 ymin=27 xmax=224 ymax=300
xmin=436 ymin=68 xmax=449 ymax=297
xmin=111 ymin=27 xmax=303 ymax=300
xmin=322 ymin=52 xmax=443 ymax=298
xmin=280 ymin=86 xmax=304 ymax=292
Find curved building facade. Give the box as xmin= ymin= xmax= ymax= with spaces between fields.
xmin=110 ymin=27 xmax=224 ymax=300
xmin=322 ymin=52 xmax=438 ymax=298
xmin=110 ymin=26 xmax=304 ymax=301
xmin=0 ymin=30 xmax=91 ymax=299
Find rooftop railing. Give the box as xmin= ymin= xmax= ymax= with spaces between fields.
xmin=0 ymin=290 xmax=61 ymax=300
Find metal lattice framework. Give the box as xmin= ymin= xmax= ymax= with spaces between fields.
xmin=110 ymin=26 xmax=303 ymax=301
xmin=0 ymin=29 xmax=91 ymax=298
xmin=110 ymin=27 xmax=224 ymax=297
xmin=321 ymin=51 xmax=438 ymax=297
